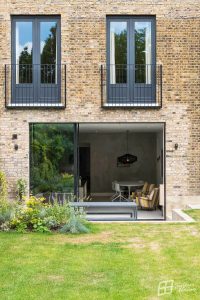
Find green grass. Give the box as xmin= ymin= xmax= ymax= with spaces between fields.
xmin=184 ymin=209 xmax=200 ymax=221
xmin=0 ymin=211 xmax=200 ymax=300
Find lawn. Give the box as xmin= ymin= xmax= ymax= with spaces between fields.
xmin=0 ymin=210 xmax=200 ymax=300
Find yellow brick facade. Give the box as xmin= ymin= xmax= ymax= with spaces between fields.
xmin=0 ymin=0 xmax=199 ymax=214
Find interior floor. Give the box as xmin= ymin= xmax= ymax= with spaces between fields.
xmin=89 ymin=195 xmax=115 ymax=202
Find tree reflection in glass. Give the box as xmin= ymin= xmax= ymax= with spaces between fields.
xmin=110 ymin=22 xmax=127 ymax=84
xmin=40 ymin=22 xmax=57 ymax=84
xmin=30 ymin=124 xmax=74 ymax=195
xmin=16 ymin=22 xmax=33 ymax=84
xmin=135 ymin=22 xmax=152 ymax=84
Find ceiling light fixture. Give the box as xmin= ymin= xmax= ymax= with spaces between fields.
xmin=117 ymin=130 xmax=137 ymax=166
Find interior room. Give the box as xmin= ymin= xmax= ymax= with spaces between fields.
xmin=79 ymin=123 xmax=165 ymax=220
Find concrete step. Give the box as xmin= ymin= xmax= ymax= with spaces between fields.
xmin=172 ymin=209 xmax=195 ymax=222
xmin=187 ymin=204 xmax=200 ymax=209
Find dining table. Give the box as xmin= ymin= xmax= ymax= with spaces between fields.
xmin=117 ymin=180 xmax=144 ymax=198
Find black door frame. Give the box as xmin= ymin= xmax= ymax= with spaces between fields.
xmin=74 ymin=123 xmax=79 ymax=198
xmin=29 ymin=122 xmax=166 ymax=220
xmin=76 ymin=122 xmax=166 ymax=220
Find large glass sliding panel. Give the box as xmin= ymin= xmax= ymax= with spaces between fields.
xmin=110 ymin=21 xmax=127 ymax=84
xmin=30 ymin=124 xmax=75 ymax=195
xmin=135 ymin=22 xmax=152 ymax=84
xmin=16 ymin=21 xmax=33 ymax=84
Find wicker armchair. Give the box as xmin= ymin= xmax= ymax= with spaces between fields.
xmin=139 ymin=188 xmax=159 ymax=210
xmin=137 ymin=183 xmax=155 ymax=198
xmin=133 ymin=183 xmax=155 ymax=206
xmin=132 ymin=181 xmax=149 ymax=200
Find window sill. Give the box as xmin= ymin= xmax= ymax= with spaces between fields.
xmin=102 ymin=102 xmax=161 ymax=108
xmin=6 ymin=103 xmax=65 ymax=109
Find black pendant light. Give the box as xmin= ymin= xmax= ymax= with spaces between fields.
xmin=117 ymin=130 xmax=137 ymax=166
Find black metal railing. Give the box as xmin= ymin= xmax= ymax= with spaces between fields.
xmin=101 ymin=64 xmax=162 ymax=108
xmin=5 ymin=64 xmax=66 ymax=108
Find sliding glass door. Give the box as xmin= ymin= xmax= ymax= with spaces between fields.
xmin=30 ymin=124 xmax=76 ymax=196
xmin=107 ymin=17 xmax=156 ymax=103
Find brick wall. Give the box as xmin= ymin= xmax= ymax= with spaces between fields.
xmin=0 ymin=0 xmax=199 ymax=213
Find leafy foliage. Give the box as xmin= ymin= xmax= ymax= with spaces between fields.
xmin=19 ymin=46 xmax=32 ymax=65
xmin=16 ymin=178 xmax=27 ymax=201
xmin=114 ymin=29 xmax=127 ymax=84
xmin=0 ymin=171 xmax=89 ymax=235
xmin=41 ymin=24 xmax=57 ymax=65
xmin=0 ymin=171 xmax=14 ymax=231
xmin=114 ymin=29 xmax=127 ymax=66
xmin=44 ymin=199 xmax=71 ymax=226
xmin=11 ymin=196 xmax=50 ymax=233
xmin=60 ymin=207 xmax=90 ymax=234
xmin=113 ymin=27 xmax=147 ymax=83
xmin=30 ymin=124 xmax=74 ymax=194
xmin=18 ymin=23 xmax=57 ymax=83
xmin=0 ymin=210 xmax=13 ymax=231
xmin=0 ymin=171 xmax=8 ymax=208
xmin=135 ymin=27 xmax=147 ymax=83
xmin=8 ymin=195 xmax=89 ymax=234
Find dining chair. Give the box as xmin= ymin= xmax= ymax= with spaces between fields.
xmin=112 ymin=183 xmax=128 ymax=202
xmin=110 ymin=181 xmax=118 ymax=200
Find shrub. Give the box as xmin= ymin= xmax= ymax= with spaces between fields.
xmin=10 ymin=196 xmax=71 ymax=233
xmin=44 ymin=198 xmax=70 ymax=226
xmin=0 ymin=171 xmax=8 ymax=209
xmin=11 ymin=196 xmax=50 ymax=233
xmin=0 ymin=171 xmax=13 ymax=231
xmin=0 ymin=209 xmax=13 ymax=231
xmin=0 ymin=191 xmax=89 ymax=234
xmin=60 ymin=207 xmax=90 ymax=234
xmin=16 ymin=179 xmax=27 ymax=201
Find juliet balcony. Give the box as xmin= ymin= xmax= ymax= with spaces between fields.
xmin=100 ymin=64 xmax=162 ymax=108
xmin=5 ymin=64 xmax=66 ymax=108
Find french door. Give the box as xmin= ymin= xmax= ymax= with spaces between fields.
xmin=107 ymin=17 xmax=156 ymax=104
xmin=12 ymin=16 xmax=61 ymax=103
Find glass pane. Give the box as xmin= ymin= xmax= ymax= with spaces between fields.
xmin=40 ymin=21 xmax=57 ymax=84
xmin=135 ymin=22 xmax=152 ymax=84
xmin=110 ymin=21 xmax=127 ymax=84
xmin=16 ymin=22 xmax=33 ymax=84
xmin=30 ymin=124 xmax=74 ymax=196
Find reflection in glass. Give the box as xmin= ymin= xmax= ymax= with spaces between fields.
xmin=110 ymin=22 xmax=127 ymax=84
xmin=16 ymin=22 xmax=33 ymax=84
xmin=30 ymin=124 xmax=74 ymax=195
xmin=40 ymin=22 xmax=57 ymax=84
xmin=135 ymin=22 xmax=152 ymax=84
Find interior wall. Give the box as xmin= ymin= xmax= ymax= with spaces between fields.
xmin=79 ymin=132 xmax=157 ymax=194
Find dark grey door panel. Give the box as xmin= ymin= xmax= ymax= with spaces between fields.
xmin=107 ymin=16 xmax=156 ymax=104
xmin=11 ymin=16 xmax=61 ymax=104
